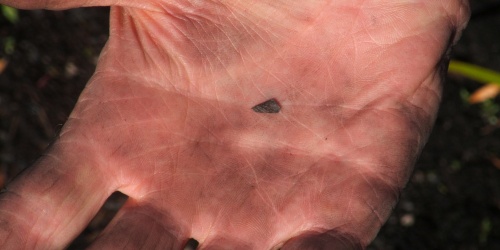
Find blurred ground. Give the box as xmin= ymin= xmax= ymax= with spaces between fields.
xmin=0 ymin=1 xmax=499 ymax=249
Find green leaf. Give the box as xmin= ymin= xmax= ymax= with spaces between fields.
xmin=448 ymin=60 xmax=500 ymax=86
xmin=1 ymin=5 xmax=19 ymax=24
xmin=4 ymin=36 xmax=15 ymax=55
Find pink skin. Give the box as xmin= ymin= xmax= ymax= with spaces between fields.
xmin=0 ymin=0 xmax=469 ymax=249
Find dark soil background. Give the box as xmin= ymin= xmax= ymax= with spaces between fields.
xmin=0 ymin=1 xmax=499 ymax=249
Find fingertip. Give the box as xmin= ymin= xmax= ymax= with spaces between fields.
xmin=434 ymin=1 xmax=470 ymax=83
xmin=445 ymin=0 xmax=471 ymax=45
xmin=456 ymin=0 xmax=471 ymax=30
xmin=280 ymin=230 xmax=363 ymax=250
xmin=88 ymin=201 xmax=189 ymax=250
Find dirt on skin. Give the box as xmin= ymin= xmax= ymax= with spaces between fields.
xmin=0 ymin=1 xmax=499 ymax=249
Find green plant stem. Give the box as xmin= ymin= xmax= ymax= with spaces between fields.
xmin=448 ymin=60 xmax=500 ymax=86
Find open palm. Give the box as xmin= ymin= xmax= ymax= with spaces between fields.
xmin=0 ymin=0 xmax=469 ymax=249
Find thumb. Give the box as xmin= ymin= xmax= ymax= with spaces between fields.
xmin=281 ymin=230 xmax=363 ymax=250
xmin=0 ymin=0 xmax=146 ymax=10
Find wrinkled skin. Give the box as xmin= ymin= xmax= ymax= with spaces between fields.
xmin=0 ymin=0 xmax=469 ymax=249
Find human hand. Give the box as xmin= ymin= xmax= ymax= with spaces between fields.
xmin=0 ymin=0 xmax=469 ymax=249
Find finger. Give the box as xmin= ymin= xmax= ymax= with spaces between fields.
xmin=0 ymin=142 xmax=114 ymax=249
xmin=88 ymin=200 xmax=189 ymax=250
xmin=443 ymin=0 xmax=471 ymax=42
xmin=0 ymin=0 xmax=152 ymax=10
xmin=280 ymin=230 xmax=363 ymax=250
xmin=198 ymin=237 xmax=258 ymax=250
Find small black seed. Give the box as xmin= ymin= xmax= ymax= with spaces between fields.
xmin=252 ymin=98 xmax=281 ymax=113
xmin=184 ymin=238 xmax=199 ymax=250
